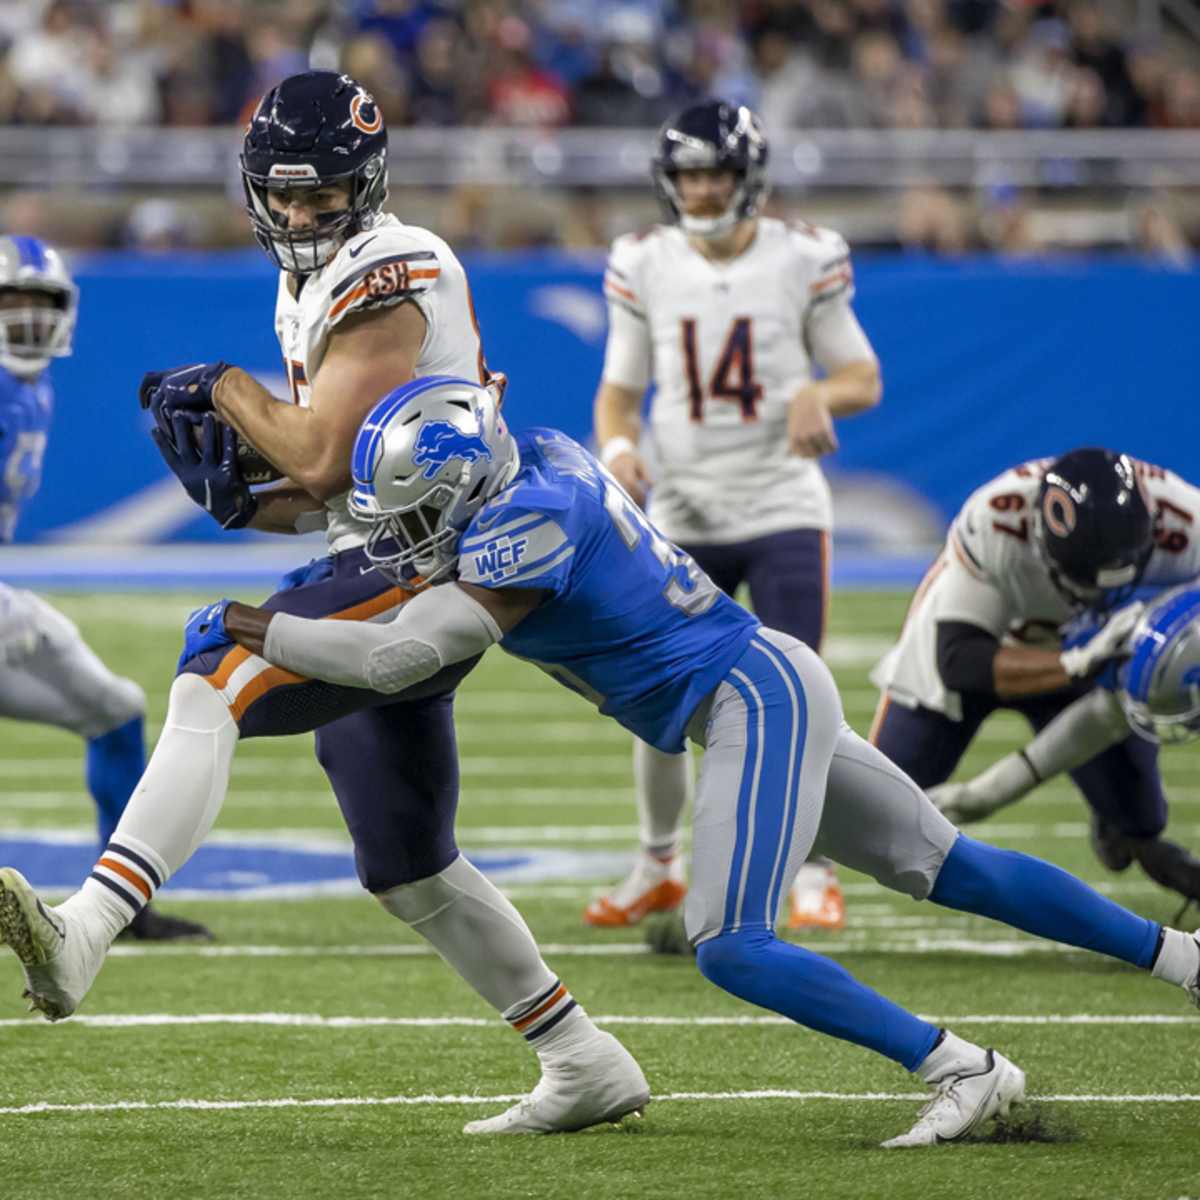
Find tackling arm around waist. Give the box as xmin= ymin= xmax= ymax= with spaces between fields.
xmin=226 ymin=583 xmax=504 ymax=694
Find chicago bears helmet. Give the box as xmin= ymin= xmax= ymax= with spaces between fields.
xmin=349 ymin=376 xmax=519 ymax=585
xmin=241 ymin=71 xmax=388 ymax=274
xmin=1120 ymin=584 xmax=1200 ymax=743
xmin=651 ymin=100 xmax=769 ymax=239
xmin=0 ymin=236 xmax=77 ymax=379
xmin=1035 ymin=447 xmax=1154 ymax=607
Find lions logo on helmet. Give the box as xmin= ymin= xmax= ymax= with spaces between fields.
xmin=349 ymin=376 xmax=519 ymax=584
xmin=0 ymin=236 xmax=77 ymax=379
xmin=1121 ymin=584 xmax=1200 ymax=743
xmin=240 ymin=71 xmax=389 ymax=275
xmin=651 ymin=100 xmax=770 ymax=240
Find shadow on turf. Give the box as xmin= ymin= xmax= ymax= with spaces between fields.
xmin=858 ymin=1105 xmax=1080 ymax=1150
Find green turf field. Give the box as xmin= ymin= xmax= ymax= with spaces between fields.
xmin=1 ymin=589 xmax=1197 ymax=1200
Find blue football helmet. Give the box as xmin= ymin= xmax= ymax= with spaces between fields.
xmin=1035 ymin=447 xmax=1154 ymax=608
xmin=651 ymin=99 xmax=769 ymax=239
xmin=1121 ymin=583 xmax=1200 ymax=743
xmin=0 ymin=235 xmax=77 ymax=378
xmin=349 ymin=376 xmax=519 ymax=585
xmin=241 ymin=71 xmax=388 ymax=274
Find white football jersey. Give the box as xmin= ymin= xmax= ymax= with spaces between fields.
xmin=274 ymin=214 xmax=489 ymax=552
xmin=872 ymin=458 xmax=1200 ymax=720
xmin=601 ymin=217 xmax=858 ymax=544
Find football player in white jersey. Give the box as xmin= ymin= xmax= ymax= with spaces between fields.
xmin=0 ymin=72 xmax=647 ymax=1134
xmin=871 ymin=447 xmax=1200 ymax=908
xmin=587 ymin=101 xmax=882 ymax=933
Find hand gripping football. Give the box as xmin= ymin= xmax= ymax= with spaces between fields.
xmin=188 ymin=420 xmax=283 ymax=484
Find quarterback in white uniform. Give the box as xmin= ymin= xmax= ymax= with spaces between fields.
xmin=0 ymin=72 xmax=648 ymax=1137
xmin=871 ymin=447 xmax=1200 ymax=906
xmin=587 ymin=100 xmax=881 ymax=934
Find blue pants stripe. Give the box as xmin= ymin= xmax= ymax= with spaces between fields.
xmin=751 ymin=636 xmax=810 ymax=923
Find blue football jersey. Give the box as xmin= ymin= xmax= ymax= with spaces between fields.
xmin=0 ymin=367 xmax=53 ymax=542
xmin=456 ymin=428 xmax=759 ymax=751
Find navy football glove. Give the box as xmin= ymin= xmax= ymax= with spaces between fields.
xmin=151 ymin=411 xmax=258 ymax=530
xmin=179 ymin=599 xmax=234 ymax=671
xmin=139 ymin=361 xmax=233 ymax=448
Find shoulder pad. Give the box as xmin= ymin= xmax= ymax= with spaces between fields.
xmin=790 ymin=222 xmax=853 ymax=306
xmin=325 ymin=225 xmax=444 ymax=328
xmin=605 ymin=233 xmax=652 ymax=318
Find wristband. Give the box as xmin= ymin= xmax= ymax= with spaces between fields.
xmin=601 ymin=435 xmax=637 ymax=467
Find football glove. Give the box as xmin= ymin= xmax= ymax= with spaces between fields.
xmin=151 ymin=411 xmax=258 ymax=530
xmin=1059 ymin=600 xmax=1144 ymax=683
xmin=275 ymin=556 xmax=336 ymax=593
xmin=139 ymin=361 xmax=233 ymax=448
xmin=179 ymin=598 xmax=234 ymax=671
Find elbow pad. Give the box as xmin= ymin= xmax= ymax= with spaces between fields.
xmin=936 ymin=620 xmax=1000 ymax=694
xmin=365 ymin=637 xmax=442 ymax=695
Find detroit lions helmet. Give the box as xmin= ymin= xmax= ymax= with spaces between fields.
xmin=349 ymin=376 xmax=519 ymax=585
xmin=0 ymin=236 xmax=77 ymax=378
xmin=1120 ymin=583 xmax=1200 ymax=743
xmin=1035 ymin=448 xmax=1154 ymax=608
xmin=241 ymin=71 xmax=388 ymax=274
xmin=651 ymin=100 xmax=769 ymax=239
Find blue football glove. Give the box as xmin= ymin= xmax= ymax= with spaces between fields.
xmin=276 ymin=556 xmax=336 ymax=593
xmin=139 ymin=361 xmax=233 ymax=448
xmin=151 ymin=411 xmax=258 ymax=530
xmin=179 ymin=599 xmax=234 ymax=671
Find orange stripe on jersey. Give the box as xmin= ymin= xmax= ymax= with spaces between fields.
xmin=205 ymin=645 xmax=251 ymax=691
xmin=328 ymin=284 xmax=369 ymax=322
xmin=229 ymin=665 xmax=305 ymax=722
xmin=604 ymin=278 xmax=638 ymax=304
xmin=867 ymin=694 xmax=891 ymax=746
xmin=98 ymin=857 xmax=153 ymax=900
xmin=329 ymin=586 xmax=412 ymax=623
xmin=810 ymin=269 xmax=852 ymax=294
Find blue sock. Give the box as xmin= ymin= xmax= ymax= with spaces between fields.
xmin=85 ymin=716 xmax=145 ymax=850
xmin=930 ymin=834 xmax=1161 ymax=968
xmin=696 ymin=928 xmax=941 ymax=1071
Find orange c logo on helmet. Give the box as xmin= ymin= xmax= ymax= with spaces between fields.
xmin=1042 ymin=485 xmax=1076 ymax=538
xmin=350 ymin=91 xmax=382 ymax=135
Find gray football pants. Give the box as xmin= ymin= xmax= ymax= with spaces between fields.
xmin=685 ymin=628 xmax=959 ymax=944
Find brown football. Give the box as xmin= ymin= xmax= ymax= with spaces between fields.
xmin=190 ymin=420 xmax=284 ymax=484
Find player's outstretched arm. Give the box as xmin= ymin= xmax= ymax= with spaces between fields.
xmin=225 ymin=582 xmax=544 ymax=694
xmin=930 ymin=688 xmax=1131 ymax=824
xmin=213 ymin=302 xmax=425 ymax=502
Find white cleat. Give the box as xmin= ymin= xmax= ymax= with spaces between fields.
xmin=882 ymin=1050 xmax=1026 ymax=1148
xmin=1186 ymin=934 xmax=1200 ymax=1008
xmin=0 ymin=868 xmax=104 ymax=1022
xmin=463 ymin=1031 xmax=650 ymax=1134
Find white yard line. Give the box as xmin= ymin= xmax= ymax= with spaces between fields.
xmin=0 ymin=1011 xmax=1194 ymax=1031
xmin=2 ymin=1089 xmax=1198 ymax=1117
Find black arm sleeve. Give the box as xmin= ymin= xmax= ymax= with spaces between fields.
xmin=936 ymin=620 xmax=1001 ymax=695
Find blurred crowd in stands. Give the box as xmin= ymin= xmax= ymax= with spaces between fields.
xmin=2 ymin=0 xmax=1198 ymax=132
xmin=0 ymin=0 xmax=1198 ymax=257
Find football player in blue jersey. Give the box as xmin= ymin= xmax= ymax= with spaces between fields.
xmin=68 ymin=374 xmax=1196 ymax=1145
xmin=0 ymin=235 xmax=208 ymax=942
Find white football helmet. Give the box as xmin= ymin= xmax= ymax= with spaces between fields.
xmin=0 ymin=236 xmax=77 ymax=378
xmin=1120 ymin=583 xmax=1200 ymax=744
xmin=349 ymin=375 xmax=520 ymax=585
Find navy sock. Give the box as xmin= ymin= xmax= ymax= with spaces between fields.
xmin=930 ymin=834 xmax=1161 ymax=968
xmin=696 ymin=928 xmax=941 ymax=1070
xmin=85 ymin=716 xmax=145 ymax=849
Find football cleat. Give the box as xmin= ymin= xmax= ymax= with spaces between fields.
xmin=882 ymin=1050 xmax=1026 ymax=1148
xmin=583 ymin=852 xmax=686 ymax=928
xmin=0 ymin=868 xmax=105 ymax=1021
xmin=118 ymin=905 xmax=215 ymax=943
xmin=1185 ymin=933 xmax=1200 ymax=1007
xmin=786 ymin=861 xmax=845 ymax=931
xmin=463 ymin=1030 xmax=650 ymax=1135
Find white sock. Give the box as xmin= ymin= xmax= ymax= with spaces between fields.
xmin=633 ymin=740 xmax=691 ymax=859
xmin=62 ymin=674 xmax=237 ymax=937
xmin=916 ymin=1030 xmax=989 ymax=1082
xmin=1151 ymin=927 xmax=1200 ymax=987
xmin=378 ymin=854 xmax=589 ymax=1030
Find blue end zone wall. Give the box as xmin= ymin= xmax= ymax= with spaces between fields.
xmin=18 ymin=250 xmax=1199 ymax=547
